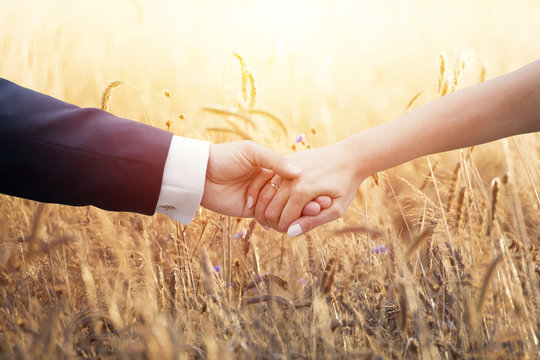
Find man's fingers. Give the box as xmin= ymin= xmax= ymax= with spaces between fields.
xmin=287 ymin=206 xmax=342 ymax=237
xmin=243 ymin=141 xmax=300 ymax=179
xmin=301 ymin=196 xmax=333 ymax=216
xmin=313 ymin=196 xmax=332 ymax=209
xmin=301 ymin=201 xmax=321 ymax=216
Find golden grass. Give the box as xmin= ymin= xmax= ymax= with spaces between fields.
xmin=1 ymin=0 xmax=539 ymax=359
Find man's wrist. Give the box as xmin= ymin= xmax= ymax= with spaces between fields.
xmin=155 ymin=135 xmax=210 ymax=224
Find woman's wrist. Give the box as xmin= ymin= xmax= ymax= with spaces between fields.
xmin=339 ymin=132 xmax=377 ymax=181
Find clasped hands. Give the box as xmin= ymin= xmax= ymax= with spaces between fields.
xmin=200 ymin=140 xmax=364 ymax=237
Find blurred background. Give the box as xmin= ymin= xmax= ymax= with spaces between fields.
xmin=1 ymin=0 xmax=539 ymax=148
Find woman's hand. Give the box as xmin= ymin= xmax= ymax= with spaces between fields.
xmin=250 ymin=139 xmax=365 ymax=236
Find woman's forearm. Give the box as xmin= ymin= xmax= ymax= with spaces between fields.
xmin=345 ymin=59 xmax=540 ymax=176
xmin=256 ymin=59 xmax=540 ymax=237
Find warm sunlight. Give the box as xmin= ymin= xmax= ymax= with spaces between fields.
xmin=1 ymin=0 xmax=539 ymax=358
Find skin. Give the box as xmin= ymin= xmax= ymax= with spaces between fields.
xmin=250 ymin=59 xmax=540 ymax=237
xmin=199 ymin=140 xmax=331 ymax=218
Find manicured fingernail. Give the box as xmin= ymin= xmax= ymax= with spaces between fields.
xmin=247 ymin=196 xmax=254 ymax=209
xmin=263 ymin=226 xmax=270 ymax=230
xmin=286 ymin=164 xmax=301 ymax=175
xmin=287 ymin=224 xmax=303 ymax=238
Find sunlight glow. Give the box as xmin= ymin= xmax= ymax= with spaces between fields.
xmin=258 ymin=0 xmax=319 ymax=33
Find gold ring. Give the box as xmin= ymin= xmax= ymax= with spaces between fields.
xmin=268 ymin=180 xmax=279 ymax=191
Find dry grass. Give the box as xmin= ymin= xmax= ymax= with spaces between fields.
xmin=1 ymin=0 xmax=540 ymax=359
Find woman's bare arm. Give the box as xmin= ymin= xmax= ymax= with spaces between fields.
xmin=250 ymin=59 xmax=540 ymax=236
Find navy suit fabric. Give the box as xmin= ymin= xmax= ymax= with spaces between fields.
xmin=0 ymin=78 xmax=173 ymax=215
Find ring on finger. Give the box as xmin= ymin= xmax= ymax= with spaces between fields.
xmin=268 ymin=180 xmax=279 ymax=191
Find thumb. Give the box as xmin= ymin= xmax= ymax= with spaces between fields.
xmin=243 ymin=141 xmax=300 ymax=179
xmin=287 ymin=206 xmax=341 ymax=237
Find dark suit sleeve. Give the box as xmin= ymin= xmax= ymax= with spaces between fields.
xmin=0 ymin=78 xmax=173 ymax=215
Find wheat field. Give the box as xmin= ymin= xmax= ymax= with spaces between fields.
xmin=1 ymin=0 xmax=539 ymax=359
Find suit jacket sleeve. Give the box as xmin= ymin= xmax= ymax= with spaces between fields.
xmin=0 ymin=78 xmax=173 ymax=215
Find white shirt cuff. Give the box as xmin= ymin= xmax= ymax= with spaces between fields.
xmin=155 ymin=135 xmax=210 ymax=224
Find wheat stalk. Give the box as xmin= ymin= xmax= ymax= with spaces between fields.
xmin=305 ymin=233 xmax=317 ymax=277
xmin=478 ymin=255 xmax=503 ymax=311
xmin=205 ymin=127 xmax=252 ymax=141
xmin=405 ymin=91 xmax=423 ymax=112
xmin=248 ymin=109 xmax=288 ymax=137
xmin=455 ymin=186 xmax=467 ymax=227
xmin=100 ymin=80 xmax=122 ymax=112
xmin=100 ymin=80 xmax=154 ymax=126
xmin=487 ymin=177 xmax=500 ymax=236
xmin=232 ymin=53 xmax=257 ymax=109
xmin=437 ymin=53 xmax=449 ymax=96
xmin=446 ymin=162 xmax=462 ymax=212
xmin=202 ymin=105 xmax=258 ymax=128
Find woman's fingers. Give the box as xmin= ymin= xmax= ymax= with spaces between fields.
xmin=245 ymin=168 xmax=274 ymax=212
xmin=250 ymin=175 xmax=327 ymax=230
xmin=276 ymin=189 xmax=314 ymax=231
xmin=263 ymin=193 xmax=334 ymax=230
xmin=254 ymin=175 xmax=282 ymax=228
xmin=263 ymin=181 xmax=291 ymax=231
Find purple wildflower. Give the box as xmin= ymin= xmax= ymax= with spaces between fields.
xmin=234 ymin=229 xmax=247 ymax=239
xmin=372 ymin=245 xmax=389 ymax=255
xmin=294 ymin=133 xmax=306 ymax=144
xmin=300 ymin=278 xmax=307 ymax=287
xmin=213 ymin=265 xmax=221 ymax=274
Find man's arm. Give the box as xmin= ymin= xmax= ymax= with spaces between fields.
xmin=0 ymin=78 xmax=172 ymax=215
xmin=0 ymin=78 xmax=327 ymax=224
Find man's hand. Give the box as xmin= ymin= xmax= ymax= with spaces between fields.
xmin=200 ymin=141 xmax=331 ymax=219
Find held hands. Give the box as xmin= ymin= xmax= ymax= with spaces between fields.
xmin=248 ymin=139 xmax=365 ymax=237
xmin=200 ymin=141 xmax=331 ymax=219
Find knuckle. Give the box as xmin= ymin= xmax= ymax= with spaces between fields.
xmin=259 ymin=189 xmax=273 ymax=203
xmin=254 ymin=212 xmax=264 ymax=224
xmin=255 ymin=208 xmax=267 ymax=225
xmin=289 ymin=191 xmax=306 ymax=207
xmin=278 ymin=215 xmax=292 ymax=232
xmin=238 ymin=140 xmax=253 ymax=152
xmin=264 ymin=208 xmax=278 ymax=223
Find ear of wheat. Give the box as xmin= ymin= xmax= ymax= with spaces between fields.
xmin=100 ymin=80 xmax=154 ymax=126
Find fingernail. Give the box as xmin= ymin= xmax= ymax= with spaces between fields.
xmin=286 ymin=164 xmax=301 ymax=175
xmin=247 ymin=196 xmax=254 ymax=209
xmin=287 ymin=224 xmax=303 ymax=238
xmin=263 ymin=226 xmax=270 ymax=230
